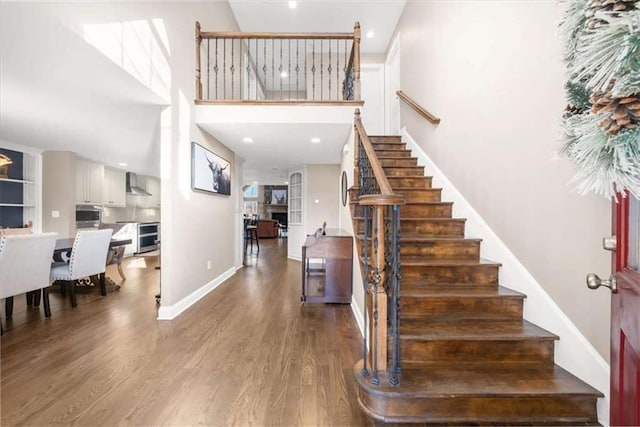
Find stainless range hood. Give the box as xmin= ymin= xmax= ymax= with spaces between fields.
xmin=126 ymin=172 xmax=151 ymax=196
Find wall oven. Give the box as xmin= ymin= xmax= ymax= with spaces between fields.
xmin=138 ymin=222 xmax=159 ymax=253
xmin=76 ymin=205 xmax=102 ymax=229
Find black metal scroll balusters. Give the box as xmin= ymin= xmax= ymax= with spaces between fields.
xmin=357 ymin=137 xmax=380 ymax=197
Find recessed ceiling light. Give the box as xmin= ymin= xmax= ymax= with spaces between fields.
xmin=243 ymin=137 xmax=254 ymax=143
xmin=253 ymin=181 xmax=258 ymax=184
xmin=311 ymin=137 xmax=321 ymax=143
xmin=285 ymin=181 xmax=289 ymax=185
xmin=280 ymin=71 xmax=288 ymax=78
xmin=366 ymin=30 xmax=375 ymax=39
xmin=118 ymin=162 xmax=128 ymax=167
xmin=288 ymin=1 xmax=297 ymax=9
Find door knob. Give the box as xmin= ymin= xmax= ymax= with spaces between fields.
xmin=586 ymin=273 xmax=618 ymax=293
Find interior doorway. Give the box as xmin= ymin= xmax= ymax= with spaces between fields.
xmin=385 ymin=34 xmax=401 ymax=135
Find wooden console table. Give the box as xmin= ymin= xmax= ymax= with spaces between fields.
xmin=301 ymin=228 xmax=353 ymax=303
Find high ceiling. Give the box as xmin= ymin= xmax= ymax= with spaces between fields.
xmin=0 ymin=1 xmax=406 ymax=182
xmin=228 ymin=0 xmax=406 ymax=54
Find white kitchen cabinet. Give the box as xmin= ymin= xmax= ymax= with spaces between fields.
xmin=76 ymin=158 xmax=104 ymax=205
xmin=102 ymin=167 xmax=126 ymax=207
xmin=136 ymin=176 xmax=161 ymax=208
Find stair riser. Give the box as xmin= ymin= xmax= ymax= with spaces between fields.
xmin=352 ymin=204 xmax=453 ymax=219
xmin=400 ymin=297 xmax=523 ymax=320
xmin=355 ymin=219 xmax=465 ymax=237
xmin=359 ymin=392 xmax=598 ymax=424
xmin=373 ymin=150 xmax=412 ymax=158
xmin=383 ymin=167 xmax=425 ymax=177
xmin=369 ymin=135 xmax=402 ymax=143
xmin=402 ymin=265 xmax=499 ymax=285
xmin=391 ymin=189 xmax=442 ymax=203
xmin=399 ymin=240 xmax=480 ymax=259
xmin=400 ymin=339 xmax=555 ymax=365
xmin=371 ymin=142 xmax=406 ymax=151
xmin=387 ymin=177 xmax=433 ymax=189
xmin=379 ymin=158 xmax=418 ymax=168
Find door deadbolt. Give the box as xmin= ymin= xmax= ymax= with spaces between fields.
xmin=602 ymin=235 xmax=617 ymax=252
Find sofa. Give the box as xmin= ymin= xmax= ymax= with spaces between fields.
xmin=257 ymin=219 xmax=279 ymax=238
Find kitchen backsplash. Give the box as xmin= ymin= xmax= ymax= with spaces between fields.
xmin=103 ymin=206 xmax=160 ymax=223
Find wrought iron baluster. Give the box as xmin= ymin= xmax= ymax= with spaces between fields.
xmin=328 ymin=39 xmax=332 ymax=100
xmin=223 ymin=38 xmax=226 ymax=99
xmin=207 ymin=39 xmax=210 ymax=99
xmin=312 ymin=40 xmax=316 ymax=100
xmin=215 ymin=39 xmax=219 ymax=100
xmin=343 ymin=40 xmax=347 ymax=100
xmin=255 ymin=38 xmax=258 ymax=100
xmin=288 ymin=39 xmax=291 ymax=100
xmin=246 ymin=39 xmax=250 ymax=100
xmin=371 ymin=207 xmax=380 ymax=386
xmin=280 ymin=39 xmax=283 ymax=100
xmin=296 ymin=39 xmax=299 ymax=99
xmin=320 ymin=39 xmax=323 ymax=100
xmin=263 ymin=38 xmax=267 ymax=100
xmin=392 ymin=204 xmax=402 ymax=382
xmin=231 ymin=39 xmax=235 ymax=99
xmin=336 ymin=39 xmax=339 ymax=101
xmin=272 ymin=39 xmax=275 ymax=100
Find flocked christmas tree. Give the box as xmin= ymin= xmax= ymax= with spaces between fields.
xmin=561 ymin=0 xmax=640 ymax=199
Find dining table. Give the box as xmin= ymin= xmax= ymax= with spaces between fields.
xmin=53 ymin=237 xmax=132 ymax=296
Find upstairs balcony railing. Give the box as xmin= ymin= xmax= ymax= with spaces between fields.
xmin=195 ymin=22 xmax=361 ymax=103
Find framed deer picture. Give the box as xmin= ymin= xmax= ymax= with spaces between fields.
xmin=191 ymin=142 xmax=231 ymax=196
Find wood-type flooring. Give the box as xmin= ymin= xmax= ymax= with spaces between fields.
xmin=1 ymin=239 xmax=370 ymax=426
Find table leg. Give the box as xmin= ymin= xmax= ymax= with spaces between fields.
xmin=100 ymin=273 xmax=107 ymax=296
xmin=69 ymin=280 xmax=77 ymax=308
xmin=43 ymin=288 xmax=51 ymax=317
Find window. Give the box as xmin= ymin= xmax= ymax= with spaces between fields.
xmin=288 ymin=171 xmax=303 ymax=225
xmin=244 ymin=201 xmax=258 ymax=216
xmin=244 ymin=184 xmax=258 ymax=198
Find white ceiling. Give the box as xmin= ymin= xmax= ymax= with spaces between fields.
xmin=1 ymin=1 xmax=406 ymax=182
xmin=228 ymin=0 xmax=406 ymax=54
xmin=0 ymin=3 xmax=167 ymax=177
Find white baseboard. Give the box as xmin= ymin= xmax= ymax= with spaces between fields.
xmin=350 ymin=295 xmax=365 ymax=338
xmin=288 ymin=255 xmax=301 ymax=261
xmin=157 ymin=266 xmax=237 ymax=320
xmin=402 ymin=127 xmax=610 ymax=426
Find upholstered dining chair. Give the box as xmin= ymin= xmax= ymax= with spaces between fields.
xmin=50 ymin=229 xmax=113 ymax=308
xmin=0 ymin=232 xmax=58 ymax=332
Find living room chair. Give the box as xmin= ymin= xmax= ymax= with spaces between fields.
xmin=50 ymin=229 xmax=113 ymax=308
xmin=0 ymin=232 xmax=58 ymax=332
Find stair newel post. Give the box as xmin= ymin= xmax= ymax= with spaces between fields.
xmin=360 ymin=204 xmax=371 ymax=378
xmin=353 ymin=22 xmax=361 ymax=101
xmin=195 ymin=21 xmax=203 ymax=101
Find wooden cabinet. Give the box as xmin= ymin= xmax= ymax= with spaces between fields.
xmin=301 ymin=228 xmax=353 ymax=303
xmin=76 ymin=158 xmax=104 ymax=205
xmin=102 ymin=167 xmax=126 ymax=207
xmin=136 ymin=176 xmax=160 ymax=208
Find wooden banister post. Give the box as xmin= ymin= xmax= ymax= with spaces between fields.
xmin=353 ymin=22 xmax=361 ymax=101
xmin=195 ymin=21 xmax=203 ymax=101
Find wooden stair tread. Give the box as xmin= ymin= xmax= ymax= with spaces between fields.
xmin=352 ymin=216 xmax=464 ymax=222
xmin=399 ymin=319 xmax=558 ymax=341
xmin=356 ymin=235 xmax=480 ymax=243
xmin=400 ymin=257 xmax=501 ymax=267
xmin=400 ymin=284 xmax=525 ymax=298
xmin=354 ymin=362 xmax=603 ymax=398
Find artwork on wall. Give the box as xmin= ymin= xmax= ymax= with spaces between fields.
xmin=271 ymin=189 xmax=287 ymax=205
xmin=191 ymin=142 xmax=231 ymax=196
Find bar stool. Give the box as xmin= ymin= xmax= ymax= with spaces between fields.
xmin=245 ymin=215 xmax=259 ymax=252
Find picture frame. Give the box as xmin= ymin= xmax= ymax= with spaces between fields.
xmin=191 ymin=142 xmax=231 ymax=196
xmin=271 ymin=189 xmax=287 ymax=205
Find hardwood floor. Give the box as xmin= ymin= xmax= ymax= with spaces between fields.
xmin=1 ymin=239 xmax=370 ymax=426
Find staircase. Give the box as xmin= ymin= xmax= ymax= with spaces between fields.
xmin=350 ymin=135 xmax=603 ymax=425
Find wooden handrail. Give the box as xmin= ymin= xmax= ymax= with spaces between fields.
xmin=354 ymin=109 xmax=395 ymax=196
xmin=396 ymin=90 xmax=441 ymax=125
xmin=200 ymin=31 xmax=355 ymax=40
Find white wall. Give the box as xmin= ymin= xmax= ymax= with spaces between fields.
xmin=305 ymin=164 xmax=340 ymax=234
xmin=41 ymin=151 xmax=76 ymax=239
xmin=392 ymin=1 xmax=612 ymax=360
xmin=23 ymin=1 xmax=243 ymax=316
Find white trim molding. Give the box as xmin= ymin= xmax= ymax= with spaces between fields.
xmin=157 ymin=266 xmax=237 ymax=320
xmin=402 ymin=127 xmax=610 ymax=426
xmin=350 ymin=294 xmax=365 ymax=338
